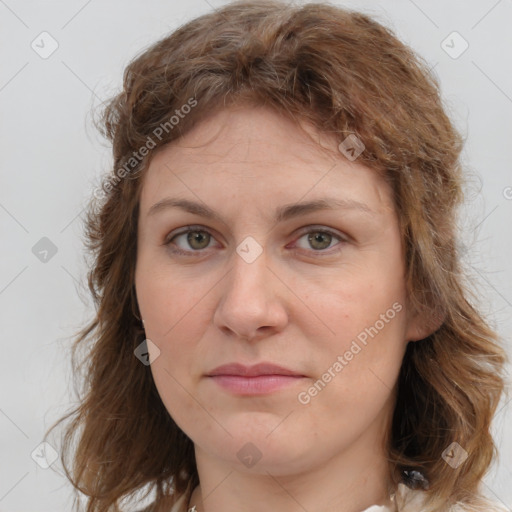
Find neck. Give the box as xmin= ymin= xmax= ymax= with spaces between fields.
xmin=188 ymin=413 xmax=395 ymax=512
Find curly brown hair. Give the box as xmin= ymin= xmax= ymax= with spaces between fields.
xmin=44 ymin=1 xmax=509 ymax=511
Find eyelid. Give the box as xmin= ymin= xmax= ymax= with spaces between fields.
xmin=293 ymin=225 xmax=348 ymax=242
xmin=163 ymin=224 xmax=219 ymax=245
xmin=162 ymin=224 xmax=222 ymax=256
xmin=289 ymin=225 xmax=347 ymax=254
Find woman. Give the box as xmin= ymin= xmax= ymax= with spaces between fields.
xmin=45 ymin=1 xmax=509 ymax=511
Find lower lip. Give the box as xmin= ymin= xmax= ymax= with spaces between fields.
xmin=208 ymin=375 xmax=305 ymax=395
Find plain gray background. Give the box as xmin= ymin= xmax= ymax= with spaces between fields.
xmin=1 ymin=0 xmax=511 ymax=510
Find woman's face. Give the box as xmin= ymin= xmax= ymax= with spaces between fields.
xmin=135 ymin=105 xmax=424 ymax=476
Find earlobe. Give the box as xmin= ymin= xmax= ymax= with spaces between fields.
xmin=406 ymin=307 xmax=445 ymax=342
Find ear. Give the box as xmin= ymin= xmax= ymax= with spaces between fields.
xmin=405 ymin=307 xmax=445 ymax=342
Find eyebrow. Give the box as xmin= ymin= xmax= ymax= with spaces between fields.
xmin=147 ymin=196 xmax=375 ymax=223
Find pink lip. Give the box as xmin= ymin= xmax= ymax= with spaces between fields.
xmin=208 ymin=362 xmax=304 ymax=377
xmin=206 ymin=363 xmax=306 ymax=395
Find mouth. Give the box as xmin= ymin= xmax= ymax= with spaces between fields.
xmin=206 ymin=362 xmax=307 ymax=395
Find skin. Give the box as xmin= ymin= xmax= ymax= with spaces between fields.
xmin=135 ymin=104 xmax=432 ymax=512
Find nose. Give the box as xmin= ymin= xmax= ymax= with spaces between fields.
xmin=213 ymin=246 xmax=289 ymax=342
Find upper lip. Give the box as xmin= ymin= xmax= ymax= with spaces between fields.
xmin=207 ymin=363 xmax=305 ymax=377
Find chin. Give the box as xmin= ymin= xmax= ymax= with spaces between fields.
xmin=200 ymin=425 xmax=322 ymax=475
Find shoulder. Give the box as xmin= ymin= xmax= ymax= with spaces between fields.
xmin=448 ymin=502 xmax=510 ymax=512
xmin=135 ymin=495 xmax=187 ymax=512
xmin=136 ymin=488 xmax=190 ymax=512
xmin=396 ymin=483 xmax=509 ymax=512
xmin=134 ymin=490 xmax=189 ymax=512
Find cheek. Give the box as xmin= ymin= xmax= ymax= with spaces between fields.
xmin=145 ymin=302 xmax=208 ymax=433
xmin=297 ymin=267 xmax=408 ymax=419
xmin=135 ymin=262 xmax=214 ymax=402
xmin=294 ymin=234 xmax=406 ymax=334
xmin=135 ymin=256 xmax=215 ymax=341
xmin=296 ymin=318 xmax=406 ymax=444
xmin=306 ymin=266 xmax=408 ymax=351
xmin=150 ymin=357 xmax=218 ymax=445
xmin=135 ymin=271 xmax=208 ymax=423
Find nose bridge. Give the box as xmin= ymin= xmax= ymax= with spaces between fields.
xmin=213 ymin=236 xmax=287 ymax=339
xmin=226 ymin=239 xmax=272 ymax=309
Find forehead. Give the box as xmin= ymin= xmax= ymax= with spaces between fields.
xmin=139 ymin=105 xmax=395 ymax=217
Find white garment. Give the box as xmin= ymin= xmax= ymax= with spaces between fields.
xmin=163 ymin=483 xmax=510 ymax=512
xmin=168 ymin=485 xmax=399 ymax=512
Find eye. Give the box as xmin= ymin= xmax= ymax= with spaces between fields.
xmin=163 ymin=226 xmax=217 ymax=255
xmin=291 ymin=227 xmax=346 ymax=254
xmin=163 ymin=225 xmax=347 ymax=257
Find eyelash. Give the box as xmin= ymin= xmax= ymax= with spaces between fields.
xmin=163 ymin=225 xmax=347 ymax=257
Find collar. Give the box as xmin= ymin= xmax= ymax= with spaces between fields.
xmin=173 ymin=485 xmax=413 ymax=512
